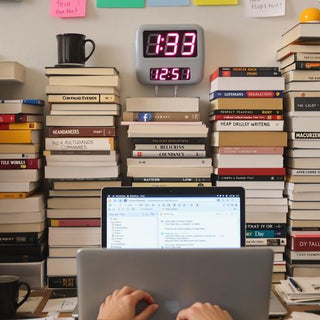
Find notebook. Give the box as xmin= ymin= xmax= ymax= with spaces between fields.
xmin=77 ymin=247 xmax=274 ymax=320
xmin=101 ymin=186 xmax=245 ymax=248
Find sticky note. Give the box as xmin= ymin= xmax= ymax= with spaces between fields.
xmin=97 ymin=0 xmax=144 ymax=8
xmin=50 ymin=0 xmax=87 ymax=18
xmin=194 ymin=0 xmax=238 ymax=5
xmin=147 ymin=0 xmax=190 ymax=6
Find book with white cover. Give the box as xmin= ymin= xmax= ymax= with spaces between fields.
xmin=0 ymin=193 xmax=45 ymax=213
xmin=213 ymin=120 xmax=284 ymax=131
xmin=210 ymin=77 xmax=285 ymax=92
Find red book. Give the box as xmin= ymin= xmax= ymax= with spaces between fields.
xmin=289 ymin=234 xmax=320 ymax=251
xmin=214 ymin=167 xmax=286 ymax=176
xmin=48 ymin=126 xmax=116 ymax=137
xmin=0 ymin=114 xmax=42 ymax=124
xmin=0 ymin=158 xmax=42 ymax=169
xmin=49 ymin=218 xmax=101 ymax=227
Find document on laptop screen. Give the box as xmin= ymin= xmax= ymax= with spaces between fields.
xmin=105 ymin=194 xmax=242 ymax=249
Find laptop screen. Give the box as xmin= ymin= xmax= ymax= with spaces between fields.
xmin=101 ymin=187 xmax=245 ymax=248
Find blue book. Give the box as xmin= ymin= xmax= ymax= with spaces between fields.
xmin=0 ymin=99 xmax=45 ymax=106
xmin=246 ymin=229 xmax=286 ymax=238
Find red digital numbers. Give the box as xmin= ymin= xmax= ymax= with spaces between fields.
xmin=144 ymin=30 xmax=197 ymax=58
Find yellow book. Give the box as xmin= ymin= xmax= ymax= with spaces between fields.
xmin=0 ymin=190 xmax=36 ymax=199
xmin=194 ymin=0 xmax=238 ymax=5
xmin=0 ymin=130 xmax=41 ymax=144
xmin=1 ymin=122 xmax=43 ymax=130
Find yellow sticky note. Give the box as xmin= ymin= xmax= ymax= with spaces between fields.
xmin=194 ymin=0 xmax=238 ymax=5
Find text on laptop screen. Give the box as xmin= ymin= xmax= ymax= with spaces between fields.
xmin=104 ymin=193 xmax=242 ymax=249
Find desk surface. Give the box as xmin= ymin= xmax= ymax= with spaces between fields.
xmin=16 ymin=288 xmax=320 ymax=320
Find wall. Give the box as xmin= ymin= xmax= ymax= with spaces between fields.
xmin=0 ymin=0 xmax=319 ymax=163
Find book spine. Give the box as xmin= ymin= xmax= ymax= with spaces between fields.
xmin=0 ymin=191 xmax=35 ymax=199
xmin=209 ymin=90 xmax=283 ymax=100
xmin=0 ymin=158 xmax=41 ymax=169
xmin=211 ymin=114 xmax=283 ymax=121
xmin=215 ymin=175 xmax=284 ymax=181
xmin=210 ymin=67 xmax=280 ymax=81
xmin=295 ymin=53 xmax=320 ymax=61
xmin=246 ymin=238 xmax=287 ymax=246
xmin=212 ymin=109 xmax=283 ymax=116
xmin=289 ymin=169 xmax=320 ymax=175
xmin=132 ymin=150 xmax=206 ymax=158
xmin=134 ymin=144 xmax=205 ymax=151
xmin=0 ymin=114 xmax=30 ymax=123
xmin=291 ymin=132 xmax=320 ymax=140
xmin=0 ymin=122 xmax=43 ymax=130
xmin=48 ymin=127 xmax=116 ymax=137
xmin=45 ymin=137 xmax=115 ymax=151
xmin=287 ymin=251 xmax=320 ymax=260
xmin=215 ymin=167 xmax=286 ymax=176
xmin=292 ymin=97 xmax=320 ymax=112
xmin=0 ymin=233 xmax=43 ymax=244
xmin=246 ymin=223 xmax=286 ymax=230
xmin=47 ymin=276 xmax=77 ymax=289
xmin=132 ymin=177 xmax=211 ymax=182
xmin=0 ymin=99 xmax=44 ymax=105
xmin=213 ymin=120 xmax=283 ymax=131
xmin=49 ymin=218 xmax=101 ymax=227
xmin=122 ymin=112 xmax=200 ymax=122
xmin=132 ymin=138 xmax=205 ymax=144
xmin=290 ymin=237 xmax=320 ymax=251
xmin=216 ymin=146 xmax=284 ymax=154
xmin=294 ymin=62 xmax=320 ymax=70
xmin=44 ymin=150 xmax=115 ymax=156
xmin=246 ymin=230 xmax=286 ymax=238
xmin=48 ymin=94 xmax=118 ymax=103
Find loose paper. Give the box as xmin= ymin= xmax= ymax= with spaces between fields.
xmin=50 ymin=0 xmax=87 ymax=18
xmin=193 ymin=0 xmax=238 ymax=5
xmin=43 ymin=297 xmax=78 ymax=313
xmin=97 ymin=0 xmax=144 ymax=8
xmin=147 ymin=0 xmax=190 ymax=6
xmin=17 ymin=296 xmax=43 ymax=313
xmin=245 ymin=0 xmax=285 ymax=17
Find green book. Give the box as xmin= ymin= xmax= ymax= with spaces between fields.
xmin=97 ymin=0 xmax=144 ymax=8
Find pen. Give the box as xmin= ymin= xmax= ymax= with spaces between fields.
xmin=289 ymin=277 xmax=303 ymax=292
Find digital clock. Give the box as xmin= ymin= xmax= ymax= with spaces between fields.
xmin=136 ymin=24 xmax=204 ymax=85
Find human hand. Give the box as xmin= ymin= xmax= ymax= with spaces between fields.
xmin=97 ymin=286 xmax=159 ymax=320
xmin=176 ymin=302 xmax=233 ymax=320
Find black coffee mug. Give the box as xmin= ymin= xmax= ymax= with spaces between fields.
xmin=0 ymin=275 xmax=31 ymax=319
xmin=56 ymin=33 xmax=95 ymax=65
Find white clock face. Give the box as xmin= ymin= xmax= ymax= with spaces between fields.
xmin=135 ymin=24 xmax=205 ymax=85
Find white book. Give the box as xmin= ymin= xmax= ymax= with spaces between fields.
xmin=246 ymin=197 xmax=287 ymax=206
xmin=46 ymin=115 xmax=115 ymax=126
xmin=0 ymin=181 xmax=40 ymax=192
xmin=286 ymin=182 xmax=320 ymax=192
xmin=246 ymin=211 xmax=287 ymax=223
xmin=210 ymin=77 xmax=285 ymax=92
xmin=286 ymin=117 xmax=320 ymax=131
xmin=45 ymin=152 xmax=118 ymax=162
xmin=48 ymin=227 xmax=100 ymax=246
xmin=46 ymin=161 xmax=117 ymax=167
xmin=47 ymin=257 xmax=76 ymax=276
xmin=132 ymin=150 xmax=206 ymax=158
xmin=0 ymin=169 xmax=41 ymax=182
xmin=0 ymin=193 xmax=45 ymax=213
xmin=49 ymin=246 xmax=100 ymax=258
xmin=127 ymin=157 xmax=212 ymax=167
xmin=45 ymin=137 xmax=115 ymax=151
xmin=285 ymin=81 xmax=320 ymax=92
xmin=0 ymin=210 xmax=45 ymax=224
xmin=134 ymin=144 xmax=205 ymax=151
xmin=45 ymin=165 xmax=120 ymax=179
xmin=213 ymin=120 xmax=284 ymax=131
xmin=244 ymin=189 xmax=283 ymax=198
xmin=246 ymin=205 xmax=288 ymax=213
xmin=125 ymin=97 xmax=199 ymax=112
xmin=215 ymin=180 xmax=285 ymax=190
xmin=47 ymin=208 xmax=100 ymax=219
xmin=213 ymin=154 xmax=283 ymax=168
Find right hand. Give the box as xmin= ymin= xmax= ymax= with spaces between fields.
xmin=176 ymin=302 xmax=233 ymax=320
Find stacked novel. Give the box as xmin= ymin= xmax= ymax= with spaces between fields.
xmin=278 ymin=22 xmax=320 ymax=278
xmin=122 ymin=97 xmax=212 ymax=187
xmin=44 ymin=67 xmax=122 ymax=290
xmin=209 ymin=67 xmax=288 ymax=282
xmin=0 ymin=98 xmax=46 ymax=289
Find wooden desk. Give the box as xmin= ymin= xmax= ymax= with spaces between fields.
xmin=16 ymin=288 xmax=320 ymax=320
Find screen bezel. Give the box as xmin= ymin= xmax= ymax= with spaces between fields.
xmin=101 ymin=186 xmax=245 ymax=248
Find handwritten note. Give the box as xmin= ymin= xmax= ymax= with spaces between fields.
xmin=193 ymin=0 xmax=238 ymax=5
xmin=245 ymin=0 xmax=285 ymax=17
xmin=50 ymin=0 xmax=87 ymax=18
xmin=147 ymin=0 xmax=190 ymax=6
xmin=43 ymin=297 xmax=78 ymax=313
xmin=96 ymin=0 xmax=144 ymax=8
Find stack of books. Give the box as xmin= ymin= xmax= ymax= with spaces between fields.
xmin=122 ymin=96 xmax=212 ymax=187
xmin=44 ymin=66 xmax=122 ymax=290
xmin=209 ymin=67 xmax=288 ymax=282
xmin=278 ymin=22 xmax=320 ymax=278
xmin=0 ymin=98 xmax=46 ymax=289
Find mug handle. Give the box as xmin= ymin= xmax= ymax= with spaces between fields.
xmin=16 ymin=281 xmax=31 ymax=308
xmin=84 ymin=39 xmax=96 ymax=62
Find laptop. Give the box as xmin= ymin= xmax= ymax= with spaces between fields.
xmin=101 ymin=186 xmax=246 ymax=249
xmin=77 ymin=247 xmax=274 ymax=320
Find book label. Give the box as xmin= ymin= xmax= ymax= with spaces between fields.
xmin=293 ymin=132 xmax=320 ymax=140
xmin=209 ymin=90 xmax=283 ymax=100
xmin=294 ymin=97 xmax=320 ymax=111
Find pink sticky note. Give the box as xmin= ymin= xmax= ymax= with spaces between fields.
xmin=50 ymin=0 xmax=87 ymax=18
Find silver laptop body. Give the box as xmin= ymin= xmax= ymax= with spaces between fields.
xmin=77 ymin=247 xmax=273 ymax=320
